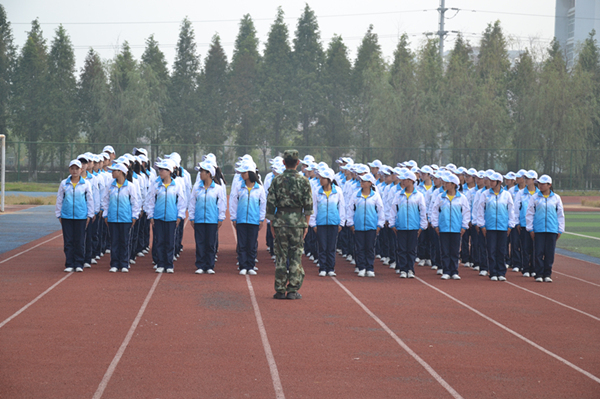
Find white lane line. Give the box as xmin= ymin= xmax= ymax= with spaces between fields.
xmin=417 ymin=277 xmax=600 ymax=385
xmin=332 ymin=277 xmax=464 ymax=399
xmin=563 ymin=231 xmax=600 ymax=241
xmin=552 ymin=271 xmax=600 ymax=288
xmin=93 ymin=273 xmax=162 ymax=399
xmin=230 ymin=220 xmax=285 ymax=399
xmin=0 ymin=233 xmax=62 ymax=264
xmin=246 ymin=277 xmax=286 ymax=399
xmin=506 ymin=282 xmax=600 ymax=322
xmin=0 ymin=273 xmax=72 ymax=329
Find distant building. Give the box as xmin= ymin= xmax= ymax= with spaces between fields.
xmin=555 ymin=0 xmax=600 ymax=68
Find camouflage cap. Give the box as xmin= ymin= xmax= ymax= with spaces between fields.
xmin=283 ymin=149 xmax=299 ymax=162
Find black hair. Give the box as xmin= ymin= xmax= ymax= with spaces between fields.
xmin=125 ymin=165 xmax=133 ymax=182
xmin=246 ymin=171 xmax=260 ymax=184
xmin=133 ymin=161 xmax=141 ymax=175
xmin=214 ymin=166 xmax=227 ymax=185
xmin=284 ymin=158 xmax=298 ymax=168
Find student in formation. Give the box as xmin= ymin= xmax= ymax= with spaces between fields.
xmin=101 ymin=162 xmax=140 ymax=273
xmin=55 ymin=159 xmax=94 ymax=273
xmin=346 ymin=172 xmax=385 ymax=277
xmin=472 ymin=171 xmax=490 ymax=276
xmin=145 ymin=159 xmax=187 ymax=274
xmin=309 ymin=167 xmax=346 ymax=277
xmin=514 ymin=170 xmax=539 ymax=277
xmin=526 ymin=175 xmax=564 ymax=283
xmin=461 ymin=168 xmax=479 ymax=269
xmin=387 ymin=170 xmax=427 ymax=278
xmin=430 ymin=174 xmax=470 ymax=280
xmin=230 ymin=159 xmax=266 ymax=276
xmin=416 ymin=165 xmax=434 ymax=267
xmin=475 ymin=172 xmax=516 ymax=281
xmin=188 ymin=161 xmax=226 ymax=274
xmin=426 ymin=170 xmax=445 ymax=274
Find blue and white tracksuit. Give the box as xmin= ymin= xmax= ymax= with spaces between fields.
xmin=310 ymin=184 xmax=346 ymax=273
xmin=526 ymin=191 xmax=565 ymax=278
xmin=230 ymin=181 xmax=266 ymax=272
xmin=347 ymin=189 xmax=385 ymax=272
xmin=514 ymin=187 xmax=539 ymax=274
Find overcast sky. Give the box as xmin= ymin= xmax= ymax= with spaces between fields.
xmin=5 ymin=0 xmax=556 ymax=72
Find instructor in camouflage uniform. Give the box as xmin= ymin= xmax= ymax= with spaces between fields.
xmin=266 ymin=150 xmax=313 ymax=300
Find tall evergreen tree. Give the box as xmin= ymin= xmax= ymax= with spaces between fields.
xmin=78 ymin=49 xmax=108 ymax=144
xmin=259 ymin=7 xmax=294 ymax=153
xmin=0 ymin=4 xmax=15 ymax=138
xmin=12 ymin=19 xmax=49 ymax=180
xmin=164 ymin=17 xmax=201 ymax=161
xmin=292 ymin=4 xmax=324 ymax=148
xmin=319 ymin=35 xmax=352 ymax=163
xmin=198 ymin=34 xmax=228 ymax=149
xmin=47 ymin=25 xmax=77 ymax=167
xmin=141 ymin=34 xmax=169 ymax=159
xmin=229 ymin=14 xmax=260 ymax=156
xmin=509 ymin=49 xmax=538 ymax=163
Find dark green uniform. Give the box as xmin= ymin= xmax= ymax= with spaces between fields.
xmin=266 ymin=150 xmax=313 ymax=296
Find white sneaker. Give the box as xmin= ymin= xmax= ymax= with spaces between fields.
xmin=83 ymin=263 xmax=91 ymax=268
xmin=512 ymin=267 xmax=519 ymax=272
xmin=253 ymin=266 xmax=258 ymax=271
xmin=271 ymin=255 xmax=276 ymax=260
xmin=441 ymin=274 xmax=450 ymax=280
xmin=109 ymin=267 xmax=118 ymax=273
xmin=505 ymin=264 xmax=510 ymax=269
xmin=137 ymin=252 xmax=145 ymax=257
xmin=399 ymin=271 xmax=407 ymax=278
xmin=479 ymin=270 xmax=488 ymax=276
xmin=431 ymin=265 xmax=438 ymax=270
xmin=354 ymin=267 xmax=360 ymax=273
xmin=347 ymin=255 xmax=353 ymax=262
xmin=452 ymin=274 xmax=461 ymax=280
xmin=357 ymin=269 xmax=366 ymax=277
xmin=248 ymin=269 xmax=257 ymax=275
xmin=195 ymin=269 xmax=204 ymax=274
xmin=389 ymin=262 xmax=396 ymax=269
xmin=415 ymin=257 xmax=420 ymax=263
xmin=407 ymin=270 xmax=415 ymax=278
xmin=313 ymin=259 xmax=319 ymax=264
xmin=309 ymin=255 xmax=315 ymax=261
xmin=121 ymin=268 xmax=129 ymax=273
xmin=173 ymin=256 xmax=177 ymax=262
xmin=350 ymin=260 xmax=356 ymax=265
xmin=523 ymin=272 xmax=530 ymax=277
xmin=366 ymin=271 xmax=375 ymax=277
xmin=105 ymin=249 xmax=111 ymax=254
xmin=473 ymin=266 xmax=480 ymax=271
xmin=75 ymin=267 xmax=83 ymax=272
xmin=90 ymin=259 xmax=97 ymax=265
xmin=239 ymin=269 xmax=247 ymax=275
xmin=155 ymin=267 xmax=164 ymax=273
xmin=207 ymin=269 xmax=215 ymax=274
xmin=64 ymin=267 xmax=73 ymax=273
xmin=425 ymin=260 xmax=432 ymax=266
xmin=255 ymin=258 xmax=259 ymax=263
xmin=142 ymin=249 xmax=149 ymax=254
xmin=337 ymin=249 xmax=342 ymax=254
xmin=544 ymin=277 xmax=553 ymax=283
xmin=498 ymin=276 xmax=506 ymax=281
xmin=436 ymin=269 xmax=443 ymax=275
xmin=95 ymin=255 xmax=101 ymax=260
xmin=490 ymin=276 xmax=498 ymax=281
xmin=382 ymin=258 xmax=390 ymax=265
xmin=535 ymin=277 xmax=543 ymax=282
xmin=306 ymin=253 xmax=312 ymax=258
xmin=166 ymin=268 xmax=174 ymax=273
xmin=153 ymin=265 xmax=157 ymax=269
xmin=376 ymin=254 xmax=382 ymax=259
xmin=327 ymin=271 xmax=336 ymax=277
xmin=130 ymin=259 xmax=136 ymax=265
xmin=319 ymin=271 xmax=326 ymax=277
xmin=418 ymin=260 xmax=426 ymax=266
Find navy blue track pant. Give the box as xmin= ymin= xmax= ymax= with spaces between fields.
xmin=396 ymin=229 xmax=419 ymax=273
xmin=486 ymin=230 xmax=508 ymax=277
xmin=317 ymin=225 xmax=339 ymax=273
xmin=194 ymin=223 xmax=218 ymax=271
xmin=109 ymin=222 xmax=132 ymax=270
xmin=61 ymin=218 xmax=86 ymax=269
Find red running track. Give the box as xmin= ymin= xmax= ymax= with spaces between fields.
xmin=0 ymin=217 xmax=599 ymax=398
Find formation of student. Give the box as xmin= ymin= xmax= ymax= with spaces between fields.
xmin=55 ymin=148 xmax=564 ymax=284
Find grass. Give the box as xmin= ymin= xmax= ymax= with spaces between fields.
xmin=3 ymin=194 xmax=56 ymax=206
xmin=581 ymin=199 xmax=600 ymax=207
xmin=4 ymin=182 xmax=59 ymax=192
xmin=557 ymin=212 xmax=600 ymax=259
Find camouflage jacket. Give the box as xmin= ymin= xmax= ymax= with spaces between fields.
xmin=266 ymin=169 xmax=313 ymax=227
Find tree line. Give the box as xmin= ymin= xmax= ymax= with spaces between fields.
xmin=1 ymin=4 xmax=600 ymax=185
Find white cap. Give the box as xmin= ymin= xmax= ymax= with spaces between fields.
xmin=318 ymin=168 xmax=335 ymax=180
xmin=155 ymin=159 xmax=175 ymax=172
xmin=195 ymin=161 xmax=216 ymax=177
xmin=466 ymin=168 xmax=478 ymax=176
xmin=138 ymin=154 xmax=148 ymax=163
xmin=203 ymin=153 xmax=218 ymax=166
xmin=504 ymin=171 xmax=516 ymax=180
xmin=166 ymin=152 xmax=181 ymax=167
xmin=443 ymin=174 xmax=460 ymax=186
xmin=235 ymin=160 xmax=257 ymax=173
xmin=402 ymin=171 xmax=417 ymax=182
xmin=420 ymin=165 xmax=433 ymax=174
xmin=515 ymin=169 xmax=528 ymax=178
xmin=300 ymin=155 xmax=315 ymax=165
xmin=456 ymin=166 xmax=467 ymax=174
xmin=368 ymin=159 xmax=383 ymax=168
xmin=101 ymin=152 xmax=110 ymax=160
xmin=446 ymin=163 xmax=457 ymax=171
xmin=69 ymin=159 xmax=82 ymax=168
xmin=359 ymin=173 xmax=376 ymax=185
xmin=102 ymin=145 xmax=115 ymax=154
xmin=108 ymin=163 xmax=128 ymax=174
xmin=537 ymin=174 xmax=552 ymax=184
xmin=489 ymin=172 xmax=503 ymax=182
xmin=77 ymin=153 xmax=91 ymax=162
xmin=525 ymin=170 xmax=538 ymax=180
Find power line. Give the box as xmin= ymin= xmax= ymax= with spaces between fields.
xmin=461 ymin=8 xmax=600 ymax=21
xmin=11 ymin=9 xmax=435 ymax=26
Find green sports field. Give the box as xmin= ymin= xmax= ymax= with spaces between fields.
xmin=559 ymin=212 xmax=600 ymax=258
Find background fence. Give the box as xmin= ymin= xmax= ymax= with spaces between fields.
xmin=2 ymin=141 xmax=600 ymax=190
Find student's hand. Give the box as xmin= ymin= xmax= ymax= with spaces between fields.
xmin=507 ymin=228 xmax=511 ymax=237
xmin=303 ymin=228 xmax=308 ymax=239
xmin=481 ymin=227 xmax=487 ymax=237
xmin=218 ymin=221 xmax=222 ymax=229
xmin=530 ymin=231 xmax=535 ymax=240
xmin=58 ymin=217 xmax=61 ymax=224
xmin=232 ymin=221 xmax=237 ymax=228
xmin=92 ymin=215 xmax=97 ymax=222
xmin=350 ymin=226 xmax=355 ymax=233
xmin=417 ymin=228 xmax=421 ymax=237
xmin=150 ymin=219 xmax=154 ymax=227
xmin=86 ymin=217 xmax=90 ymax=228
xmin=338 ymin=225 xmax=342 ymax=233
xmin=376 ymin=227 xmax=381 ymax=235
xmin=258 ymin=220 xmax=264 ymax=231
xmin=435 ymin=227 xmax=439 ymax=235
xmin=392 ymin=227 xmax=397 ymax=234
xmin=132 ymin=218 xmax=137 ymax=226
xmin=176 ymin=218 xmax=181 ymax=227
xmin=460 ymin=228 xmax=466 ymax=237
xmin=313 ymin=226 xmax=317 ymax=233
xmin=516 ymin=225 xmax=521 ymax=233
xmin=557 ymin=233 xmax=561 ymax=240
xmin=270 ymin=224 xmax=275 ymax=238
xmin=475 ymin=226 xmax=480 ymax=233
xmin=468 ymin=222 xmax=472 ymax=228
xmin=104 ymin=218 xmax=108 ymax=226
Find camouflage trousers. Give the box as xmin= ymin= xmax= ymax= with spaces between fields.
xmin=273 ymin=227 xmax=305 ymax=293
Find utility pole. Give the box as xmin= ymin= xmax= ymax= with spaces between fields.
xmin=437 ymin=0 xmax=448 ymax=59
